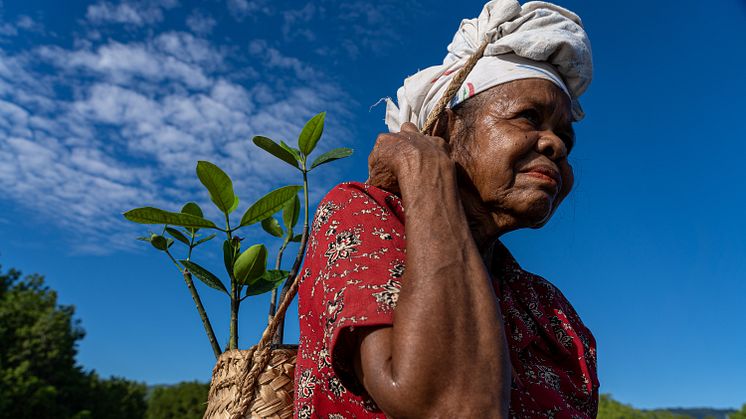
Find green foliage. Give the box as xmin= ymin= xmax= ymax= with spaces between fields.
xmin=123 ymin=111 xmax=354 ymax=352
xmin=196 ymin=161 xmax=237 ymax=214
xmin=82 ymin=374 xmax=148 ymax=419
xmin=150 ymin=234 xmax=172 ymax=251
xmin=0 ymin=266 xmax=146 ymax=419
xmin=123 ymin=207 xmax=218 ymax=229
xmin=181 ymin=202 xmax=204 ymax=235
xmin=180 ymin=260 xmax=228 ymax=294
xmin=731 ymin=404 xmax=746 ymax=419
xmin=599 ymin=394 xmax=695 ymax=419
xmin=310 ymin=147 xmax=354 ymax=169
xmin=165 ymin=227 xmax=190 ymax=245
xmin=282 ymin=195 xmax=300 ymax=231
xmin=234 ymin=244 xmax=268 ymax=285
xmin=261 ymin=217 xmax=284 ymax=238
xmin=194 ymin=233 xmax=216 ymax=246
xmin=252 ymin=136 xmax=300 ymax=169
xmin=279 ymin=140 xmax=302 ymax=163
xmin=246 ymin=270 xmax=288 ymax=296
xmin=298 ymin=112 xmax=325 ymax=156
xmin=239 ymin=185 xmax=302 ymax=227
xmin=145 ymin=381 xmax=209 ymax=419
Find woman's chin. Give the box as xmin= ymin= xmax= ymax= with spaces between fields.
xmin=518 ymin=194 xmax=556 ymax=227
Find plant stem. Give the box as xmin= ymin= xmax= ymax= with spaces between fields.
xmin=274 ymin=168 xmax=311 ymax=344
xmin=186 ymin=230 xmax=195 ymax=261
xmin=224 ymin=212 xmax=239 ymax=351
xmin=165 ymin=250 xmax=221 ymax=359
xmin=268 ymin=236 xmax=290 ymax=325
xmin=230 ymin=283 xmax=239 ymax=351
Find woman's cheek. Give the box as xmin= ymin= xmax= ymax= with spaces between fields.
xmin=560 ymin=163 xmax=574 ymax=198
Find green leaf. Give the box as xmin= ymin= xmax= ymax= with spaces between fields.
xmin=136 ymin=236 xmax=152 ymax=242
xmin=279 ymin=141 xmax=302 ymax=162
xmin=124 ymin=207 xmax=218 ymax=229
xmin=194 ymin=233 xmax=216 ymax=246
xmin=223 ymin=240 xmax=235 ymax=278
xmin=261 ymin=217 xmax=283 ymax=238
xmin=245 ymin=270 xmax=289 ymax=297
xmin=253 ymin=136 xmax=300 ymax=169
xmin=150 ymin=234 xmax=169 ymax=251
xmin=165 ymin=227 xmax=190 ymax=245
xmin=180 ymin=260 xmax=228 ymax=294
xmin=166 ymin=237 xmax=174 ymax=248
xmin=229 ymin=195 xmax=240 ymax=213
xmin=282 ymin=194 xmax=300 ymax=230
xmin=298 ymin=112 xmax=325 ymax=156
xmin=233 ymin=244 xmax=267 ymax=285
xmin=290 ymin=233 xmax=302 ymax=242
xmin=181 ymin=202 xmax=203 ymax=218
xmin=239 ymin=185 xmax=302 ymax=227
xmin=310 ymin=147 xmax=353 ymax=169
xmin=181 ymin=202 xmax=203 ymax=234
xmin=196 ymin=161 xmax=236 ymax=214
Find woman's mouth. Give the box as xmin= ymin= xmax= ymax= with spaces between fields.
xmin=519 ymin=165 xmax=561 ymax=189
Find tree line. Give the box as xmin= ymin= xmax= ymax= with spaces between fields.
xmin=2 ymin=265 xmax=744 ymax=418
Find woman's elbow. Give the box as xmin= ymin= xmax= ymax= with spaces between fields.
xmin=365 ymin=375 xmax=509 ymax=419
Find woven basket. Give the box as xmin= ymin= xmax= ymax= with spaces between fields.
xmin=202 ymin=32 xmax=492 ymax=419
xmin=204 ymin=345 xmax=298 ymax=419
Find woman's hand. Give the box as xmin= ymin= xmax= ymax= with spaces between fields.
xmin=366 ymin=122 xmax=454 ymax=195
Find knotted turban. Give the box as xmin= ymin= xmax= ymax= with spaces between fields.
xmin=384 ymin=0 xmax=593 ymax=132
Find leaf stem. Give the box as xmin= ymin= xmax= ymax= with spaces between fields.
xmin=224 ymin=213 xmax=239 ymax=351
xmin=274 ymin=167 xmax=311 ymax=344
xmin=186 ymin=231 xmax=195 ymax=261
xmin=165 ymin=250 xmax=221 ymax=359
xmin=267 ymin=235 xmax=290 ymax=325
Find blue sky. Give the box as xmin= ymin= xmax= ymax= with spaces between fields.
xmin=1 ymin=0 xmax=745 ymax=410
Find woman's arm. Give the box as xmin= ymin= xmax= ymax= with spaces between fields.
xmin=354 ymin=122 xmax=511 ymax=418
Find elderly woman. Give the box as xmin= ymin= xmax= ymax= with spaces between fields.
xmin=293 ymin=0 xmax=598 ymax=418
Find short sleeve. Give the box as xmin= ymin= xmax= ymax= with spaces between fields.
xmin=299 ymin=182 xmax=406 ymax=395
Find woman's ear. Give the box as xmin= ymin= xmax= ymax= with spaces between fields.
xmin=430 ymin=108 xmax=456 ymax=143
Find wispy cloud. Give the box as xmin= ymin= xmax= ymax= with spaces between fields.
xmin=226 ymin=0 xmax=270 ymax=20
xmin=0 ymin=20 xmax=353 ymax=253
xmin=0 ymin=14 xmax=44 ymax=38
xmin=185 ymin=10 xmax=216 ymax=36
xmin=86 ymin=1 xmax=173 ymax=27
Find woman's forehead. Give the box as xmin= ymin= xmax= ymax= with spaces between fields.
xmin=484 ymin=79 xmax=573 ymax=119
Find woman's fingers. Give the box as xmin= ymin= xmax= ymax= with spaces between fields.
xmin=400 ymin=122 xmax=419 ymax=133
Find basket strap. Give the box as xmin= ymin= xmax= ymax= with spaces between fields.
xmin=420 ymin=34 xmax=492 ymax=135
xmin=230 ymin=261 xmax=303 ymax=418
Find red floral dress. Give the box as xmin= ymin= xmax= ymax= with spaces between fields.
xmin=293 ymin=182 xmax=599 ymax=419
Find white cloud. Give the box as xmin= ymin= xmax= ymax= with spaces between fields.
xmin=15 ymin=15 xmax=43 ymax=32
xmin=227 ymin=0 xmax=269 ymax=20
xmin=185 ymin=10 xmax=216 ymax=36
xmin=0 ymin=30 xmax=354 ymax=254
xmin=86 ymin=0 xmax=178 ymax=27
xmin=0 ymin=14 xmax=44 ymax=37
xmin=37 ymin=36 xmax=216 ymax=89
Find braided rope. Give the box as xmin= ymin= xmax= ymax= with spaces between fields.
xmin=420 ymin=35 xmax=492 ymax=135
xmin=230 ymin=271 xmax=303 ymax=418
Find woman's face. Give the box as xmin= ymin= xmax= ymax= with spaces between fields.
xmin=447 ymin=78 xmax=575 ymax=233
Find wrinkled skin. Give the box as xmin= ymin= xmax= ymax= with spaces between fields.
xmin=369 ymin=78 xmax=575 ymax=250
xmin=351 ymin=78 xmax=577 ymax=418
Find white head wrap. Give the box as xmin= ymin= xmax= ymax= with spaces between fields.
xmin=384 ymin=0 xmax=593 ymax=132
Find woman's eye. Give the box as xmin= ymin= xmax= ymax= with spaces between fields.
xmin=517 ymin=109 xmax=541 ymax=126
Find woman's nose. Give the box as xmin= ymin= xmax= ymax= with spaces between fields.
xmin=536 ymin=131 xmax=568 ymax=161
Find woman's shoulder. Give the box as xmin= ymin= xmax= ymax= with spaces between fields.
xmin=321 ymin=181 xmax=401 ymax=203
xmin=315 ymin=182 xmax=405 ymax=222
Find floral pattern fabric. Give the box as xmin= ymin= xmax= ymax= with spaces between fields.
xmin=293 ymin=182 xmax=599 ymax=419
